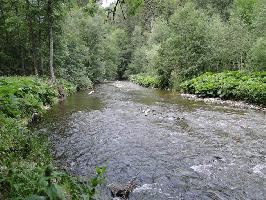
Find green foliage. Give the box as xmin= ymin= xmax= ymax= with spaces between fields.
xmin=101 ymin=28 xmax=131 ymax=80
xmin=56 ymin=8 xmax=100 ymax=87
xmin=180 ymin=71 xmax=266 ymax=105
xmin=126 ymin=46 xmax=148 ymax=76
xmin=208 ymin=15 xmax=251 ymax=70
xmin=129 ymin=74 xmax=160 ymax=88
xmin=56 ymin=78 xmax=77 ymax=94
xmin=126 ymin=0 xmax=144 ymax=15
xmin=155 ymin=2 xmax=210 ymax=88
xmin=0 ymin=162 xmax=106 ymax=200
xmin=126 ymin=18 xmax=170 ymax=77
xmin=193 ymin=0 xmax=234 ymax=20
xmin=248 ymin=37 xmax=266 ymax=71
xmin=0 ymin=77 xmax=57 ymax=119
xmin=148 ymin=18 xmax=171 ymax=44
xmin=0 ymin=115 xmax=51 ymax=165
xmin=112 ymin=29 xmax=132 ymax=80
xmin=252 ymin=0 xmax=266 ymax=37
xmin=0 ymin=77 xmax=104 ymax=199
xmin=0 ymin=77 xmax=76 ymax=120
xmin=56 ymin=7 xmax=132 ymax=84
xmin=2 ymin=0 xmax=266 ymax=92
xmin=232 ymin=0 xmax=257 ymax=25
xmin=125 ymin=0 xmax=266 ymax=90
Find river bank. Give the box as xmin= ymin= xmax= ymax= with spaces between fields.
xmin=181 ymin=93 xmax=266 ymax=112
xmin=130 ymin=71 xmax=266 ymax=109
xmin=0 ymin=76 xmax=103 ymax=199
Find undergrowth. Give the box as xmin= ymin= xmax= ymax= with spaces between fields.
xmin=180 ymin=71 xmax=266 ymax=106
xmin=0 ymin=76 xmax=105 ymax=199
xmin=129 ymin=74 xmax=160 ymax=88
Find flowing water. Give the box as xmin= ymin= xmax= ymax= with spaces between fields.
xmin=38 ymin=81 xmax=266 ymax=200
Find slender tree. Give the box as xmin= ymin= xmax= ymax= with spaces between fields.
xmin=26 ymin=0 xmax=38 ymax=75
xmin=47 ymin=0 xmax=55 ymax=82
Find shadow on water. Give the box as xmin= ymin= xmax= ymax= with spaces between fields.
xmin=37 ymin=81 xmax=266 ymax=200
xmin=37 ymin=90 xmax=106 ymax=138
xmin=40 ymin=90 xmax=106 ymax=124
xmin=129 ymin=88 xmax=201 ymax=108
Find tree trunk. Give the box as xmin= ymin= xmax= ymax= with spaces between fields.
xmin=26 ymin=0 xmax=38 ymax=76
xmin=13 ymin=1 xmax=26 ymax=75
xmin=143 ymin=0 xmax=154 ymax=30
xmin=240 ymin=53 xmax=243 ymax=71
xmin=40 ymin=57 xmax=44 ymax=75
xmin=21 ymin=49 xmax=26 ymax=75
xmin=38 ymin=0 xmax=43 ymax=76
xmin=47 ymin=0 xmax=55 ymax=82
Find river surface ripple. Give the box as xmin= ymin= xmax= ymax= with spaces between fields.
xmin=39 ymin=81 xmax=266 ymax=200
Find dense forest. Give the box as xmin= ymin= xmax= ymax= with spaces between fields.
xmin=0 ymin=0 xmax=266 ymax=199
xmin=1 ymin=0 xmax=266 ymax=87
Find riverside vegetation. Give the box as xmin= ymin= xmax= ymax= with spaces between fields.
xmin=125 ymin=0 xmax=266 ymax=107
xmin=180 ymin=71 xmax=266 ymax=106
xmin=0 ymin=77 xmax=105 ymax=199
xmin=130 ymin=71 xmax=266 ymax=107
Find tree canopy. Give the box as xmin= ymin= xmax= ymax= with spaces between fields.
xmin=0 ymin=0 xmax=266 ymax=88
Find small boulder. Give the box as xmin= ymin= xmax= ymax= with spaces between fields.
xmin=108 ymin=179 xmax=137 ymax=199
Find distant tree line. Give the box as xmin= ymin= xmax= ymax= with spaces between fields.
xmin=116 ymin=0 xmax=266 ymax=88
xmin=1 ymin=0 xmax=266 ymax=88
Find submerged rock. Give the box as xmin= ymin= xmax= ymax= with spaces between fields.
xmin=28 ymin=112 xmax=40 ymax=125
xmin=108 ymin=179 xmax=137 ymax=199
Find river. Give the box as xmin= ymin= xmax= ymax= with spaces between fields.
xmin=38 ymin=81 xmax=266 ymax=200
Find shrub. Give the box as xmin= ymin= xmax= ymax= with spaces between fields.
xmin=248 ymin=37 xmax=266 ymax=71
xmin=0 ymin=162 xmax=106 ymax=199
xmin=56 ymin=78 xmax=77 ymax=94
xmin=180 ymin=71 xmax=266 ymax=106
xmin=0 ymin=77 xmax=57 ymax=119
xmin=0 ymin=114 xmax=51 ymax=164
xmin=0 ymin=77 xmax=78 ymax=119
xmin=129 ymin=74 xmax=160 ymax=88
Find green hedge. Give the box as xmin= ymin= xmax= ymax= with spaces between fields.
xmin=180 ymin=71 xmax=266 ymax=106
xmin=0 ymin=76 xmax=104 ymax=199
xmin=129 ymin=74 xmax=160 ymax=88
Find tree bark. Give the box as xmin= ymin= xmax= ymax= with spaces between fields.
xmin=14 ymin=2 xmax=26 ymax=75
xmin=26 ymin=0 xmax=38 ymax=76
xmin=37 ymin=0 xmax=43 ymax=75
xmin=47 ymin=0 xmax=55 ymax=82
xmin=143 ymin=0 xmax=155 ymax=30
xmin=40 ymin=56 xmax=44 ymax=75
